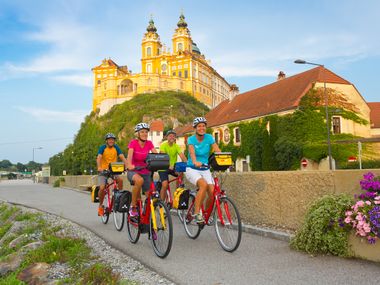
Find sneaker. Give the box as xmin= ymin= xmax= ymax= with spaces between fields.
xmin=129 ymin=207 xmax=139 ymax=217
xmin=98 ymin=206 xmax=104 ymax=216
xmin=152 ymin=231 xmax=157 ymax=241
xmin=194 ymin=213 xmax=205 ymax=225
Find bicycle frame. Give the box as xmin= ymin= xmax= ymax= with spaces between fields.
xmin=165 ymin=172 xmax=184 ymax=206
xmin=199 ymin=173 xmax=232 ymax=226
xmin=129 ymin=179 xmax=166 ymax=232
xmin=103 ymin=175 xmax=117 ymax=213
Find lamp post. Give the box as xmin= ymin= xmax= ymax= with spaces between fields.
xmin=32 ymin=147 xmax=43 ymax=162
xmin=294 ymin=59 xmax=333 ymax=170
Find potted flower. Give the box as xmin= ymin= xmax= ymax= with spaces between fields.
xmin=343 ymin=172 xmax=380 ymax=262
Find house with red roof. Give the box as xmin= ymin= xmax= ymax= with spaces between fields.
xmin=148 ymin=120 xmax=164 ymax=150
xmin=175 ymin=67 xmax=379 ymax=170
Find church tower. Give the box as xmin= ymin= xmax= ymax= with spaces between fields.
xmin=141 ymin=18 xmax=162 ymax=74
xmin=172 ymin=13 xmax=193 ymax=54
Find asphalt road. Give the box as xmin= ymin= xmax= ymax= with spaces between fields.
xmin=1 ymin=180 xmax=379 ymax=285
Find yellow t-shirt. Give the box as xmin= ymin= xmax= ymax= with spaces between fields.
xmin=98 ymin=144 xmax=122 ymax=169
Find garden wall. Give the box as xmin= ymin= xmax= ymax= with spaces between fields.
xmin=49 ymin=169 xmax=380 ymax=230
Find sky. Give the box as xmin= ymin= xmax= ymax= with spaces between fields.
xmin=0 ymin=0 xmax=379 ymax=164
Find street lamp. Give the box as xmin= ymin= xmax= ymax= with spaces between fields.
xmin=32 ymin=147 xmax=43 ymax=162
xmin=294 ymin=59 xmax=333 ymax=170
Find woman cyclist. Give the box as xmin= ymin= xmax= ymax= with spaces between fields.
xmin=185 ymin=117 xmax=221 ymax=224
xmin=127 ymin=123 xmax=157 ymax=217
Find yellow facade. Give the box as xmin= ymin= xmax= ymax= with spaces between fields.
xmin=92 ymin=14 xmax=238 ymax=115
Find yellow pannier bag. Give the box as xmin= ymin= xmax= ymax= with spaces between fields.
xmin=173 ymin=187 xmax=190 ymax=210
xmin=209 ymin=152 xmax=233 ymax=171
xmin=91 ymin=185 xmax=99 ymax=203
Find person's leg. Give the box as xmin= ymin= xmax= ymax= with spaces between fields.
xmin=158 ymin=171 xmax=169 ymax=201
xmin=205 ymin=184 xmax=215 ymax=211
xmin=97 ymin=175 xmax=106 ymax=215
xmin=131 ymin=174 xmax=143 ymax=207
xmin=194 ymin=178 xmax=208 ymax=214
xmin=116 ymin=175 xmax=123 ymax=190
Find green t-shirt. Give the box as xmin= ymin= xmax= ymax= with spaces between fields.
xmin=159 ymin=141 xmax=182 ymax=167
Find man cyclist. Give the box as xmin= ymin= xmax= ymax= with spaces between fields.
xmin=127 ymin=123 xmax=157 ymax=217
xmin=96 ymin=133 xmax=128 ymax=216
xmin=185 ymin=117 xmax=221 ymax=224
xmin=159 ymin=130 xmax=187 ymax=201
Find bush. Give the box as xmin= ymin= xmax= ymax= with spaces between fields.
xmin=80 ymin=263 xmax=121 ymax=285
xmin=290 ymin=194 xmax=354 ymax=257
xmin=53 ymin=177 xmax=65 ymax=187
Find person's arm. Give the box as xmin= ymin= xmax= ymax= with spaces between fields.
xmin=151 ymin=148 xmax=158 ymax=154
xmin=212 ymin=143 xmax=221 ymax=153
xmin=119 ymin=153 xmax=128 ymax=170
xmin=189 ymin=144 xmax=202 ymax=168
xmin=179 ymin=152 xmax=187 ymax=162
xmin=96 ymin=154 xmax=103 ymax=172
xmin=127 ymin=148 xmax=135 ymax=170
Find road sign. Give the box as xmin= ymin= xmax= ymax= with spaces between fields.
xmin=301 ymin=159 xmax=308 ymax=168
xmin=348 ymin=156 xmax=357 ymax=162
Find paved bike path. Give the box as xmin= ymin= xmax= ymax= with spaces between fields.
xmin=1 ymin=180 xmax=379 ymax=285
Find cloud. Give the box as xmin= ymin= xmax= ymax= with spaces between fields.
xmin=49 ymin=73 xmax=92 ymax=87
xmin=15 ymin=106 xmax=88 ymax=123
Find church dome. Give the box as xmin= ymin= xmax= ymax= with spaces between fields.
xmin=146 ymin=19 xmax=157 ymax=33
xmin=177 ymin=13 xmax=188 ymax=28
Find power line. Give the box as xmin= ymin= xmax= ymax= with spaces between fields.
xmin=0 ymin=137 xmax=73 ymax=146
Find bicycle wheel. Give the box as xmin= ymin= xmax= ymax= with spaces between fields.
xmin=214 ymin=196 xmax=242 ymax=252
xmin=126 ymin=214 xmax=140 ymax=243
xmin=183 ymin=193 xmax=201 ymax=239
xmin=113 ymin=207 xmax=125 ymax=231
xmin=177 ymin=208 xmax=184 ymax=223
xmin=101 ymin=193 xmax=110 ymax=224
xmin=150 ymin=200 xmax=173 ymax=258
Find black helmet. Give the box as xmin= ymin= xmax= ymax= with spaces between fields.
xmin=166 ymin=130 xmax=176 ymax=136
xmin=105 ymin=133 xmax=116 ymax=140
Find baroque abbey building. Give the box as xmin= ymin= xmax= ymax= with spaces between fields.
xmin=92 ymin=14 xmax=238 ymax=115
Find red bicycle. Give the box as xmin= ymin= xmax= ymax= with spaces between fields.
xmin=126 ymin=167 xmax=173 ymax=258
xmin=99 ymin=170 xmax=125 ymax=231
xmin=182 ymin=153 xmax=242 ymax=252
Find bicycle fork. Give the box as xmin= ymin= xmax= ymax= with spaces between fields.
xmin=150 ymin=198 xmax=166 ymax=231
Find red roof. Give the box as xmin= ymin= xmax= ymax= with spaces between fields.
xmin=368 ymin=102 xmax=380 ymax=128
xmin=150 ymin=120 xmax=164 ymax=132
xmin=204 ymin=66 xmax=352 ymax=128
xmin=176 ymin=66 xmax=355 ymax=136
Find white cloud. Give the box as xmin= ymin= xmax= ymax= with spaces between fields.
xmin=49 ymin=73 xmax=92 ymax=87
xmin=15 ymin=106 xmax=88 ymax=124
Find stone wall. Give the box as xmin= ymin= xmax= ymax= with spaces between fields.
xmin=49 ymin=169 xmax=380 ymax=230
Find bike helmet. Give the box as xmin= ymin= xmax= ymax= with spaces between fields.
xmin=192 ymin=117 xmax=207 ymax=128
xmin=166 ymin=130 xmax=177 ymax=136
xmin=134 ymin=122 xmax=150 ymax=132
xmin=105 ymin=133 xmax=116 ymax=140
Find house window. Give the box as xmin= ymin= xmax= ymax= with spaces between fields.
xmin=178 ymin=71 xmax=182 ymax=77
xmin=172 ymin=72 xmax=176 ymax=76
xmin=214 ymin=132 xmax=219 ymax=144
xmin=156 ymin=131 xmax=160 ymax=136
xmin=332 ymin=117 xmax=341 ymax=134
xmin=147 ymin=64 xmax=152 ymax=73
xmin=184 ymin=70 xmax=188 ymax=78
xmin=147 ymin=47 xmax=152 ymax=57
xmin=234 ymin=127 xmax=241 ymax=144
xmin=97 ymin=80 xmax=101 ymax=85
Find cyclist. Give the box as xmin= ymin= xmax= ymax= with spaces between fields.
xmin=127 ymin=123 xmax=157 ymax=217
xmin=96 ymin=133 xmax=128 ymax=216
xmin=185 ymin=117 xmax=221 ymax=224
xmin=159 ymin=130 xmax=187 ymax=201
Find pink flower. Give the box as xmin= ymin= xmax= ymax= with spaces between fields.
xmin=346 ymin=211 xmax=353 ymax=216
xmin=357 ymin=201 xmax=365 ymax=207
xmin=344 ymin=217 xmax=351 ymax=223
xmin=366 ymin=201 xmax=372 ymax=205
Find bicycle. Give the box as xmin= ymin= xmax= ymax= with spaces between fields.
xmin=99 ymin=169 xmax=126 ymax=231
xmin=157 ymin=162 xmax=187 ymax=223
xmin=126 ymin=164 xmax=173 ymax=258
xmin=182 ymin=153 xmax=242 ymax=252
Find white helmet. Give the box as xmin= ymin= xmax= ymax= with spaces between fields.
xmin=134 ymin=122 xmax=150 ymax=132
xmin=192 ymin=117 xmax=207 ymax=128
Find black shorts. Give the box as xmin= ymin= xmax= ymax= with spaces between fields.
xmin=127 ymin=171 xmax=151 ymax=193
xmin=158 ymin=169 xmax=177 ymax=182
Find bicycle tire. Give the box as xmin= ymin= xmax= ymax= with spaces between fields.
xmin=126 ymin=214 xmax=140 ymax=243
xmin=113 ymin=208 xmax=125 ymax=231
xmin=150 ymin=200 xmax=173 ymax=258
xmin=177 ymin=208 xmax=184 ymax=223
xmin=183 ymin=193 xmax=201 ymax=239
xmin=101 ymin=193 xmax=110 ymax=224
xmin=214 ymin=196 xmax=242 ymax=252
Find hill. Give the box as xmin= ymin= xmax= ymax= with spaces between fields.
xmin=49 ymin=91 xmax=208 ymax=175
